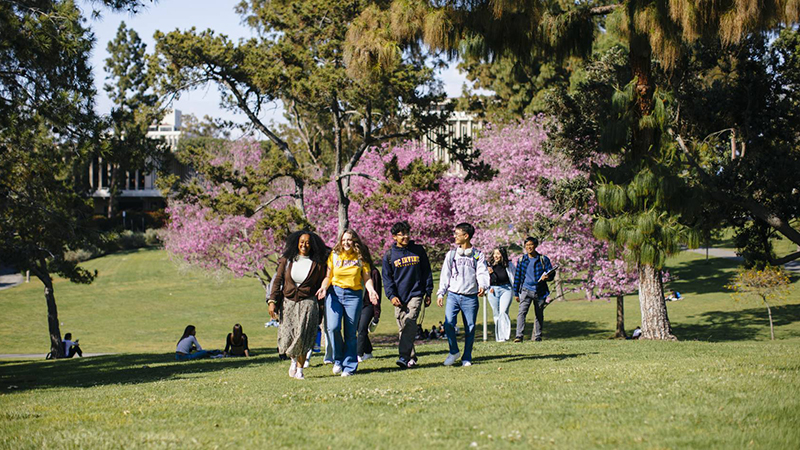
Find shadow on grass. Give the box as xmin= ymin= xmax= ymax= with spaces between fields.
xmin=665 ymin=257 xmax=740 ymax=295
xmin=0 ymin=346 xmax=280 ymax=392
xmin=674 ymin=303 xmax=800 ymax=341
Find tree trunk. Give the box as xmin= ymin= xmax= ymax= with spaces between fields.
xmin=614 ymin=295 xmax=627 ymax=338
xmin=764 ymin=298 xmax=775 ymax=340
xmin=629 ymin=28 xmax=655 ymax=160
xmin=638 ymin=264 xmax=675 ymax=340
xmin=37 ymin=270 xmax=64 ymax=357
xmin=107 ymin=165 xmax=117 ymax=219
xmin=554 ymin=271 xmax=565 ymax=301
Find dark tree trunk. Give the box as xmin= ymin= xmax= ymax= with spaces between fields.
xmin=107 ymin=165 xmax=118 ymax=219
xmin=638 ymin=264 xmax=675 ymax=340
xmin=33 ymin=268 xmax=64 ymax=358
xmin=614 ymin=295 xmax=627 ymax=338
xmin=629 ymin=28 xmax=655 ymax=160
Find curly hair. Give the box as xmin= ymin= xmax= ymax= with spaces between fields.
xmin=332 ymin=229 xmax=374 ymax=269
xmin=282 ymin=230 xmax=329 ymax=266
xmin=490 ymin=247 xmax=510 ymax=267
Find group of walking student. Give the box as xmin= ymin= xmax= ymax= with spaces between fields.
xmin=267 ymin=220 xmax=555 ymax=380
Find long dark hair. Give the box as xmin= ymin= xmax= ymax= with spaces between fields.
xmin=332 ymin=229 xmax=374 ymax=269
xmin=231 ymin=324 xmax=243 ymax=344
xmin=282 ymin=230 xmax=329 ymax=265
xmin=178 ymin=325 xmax=195 ymax=345
xmin=491 ymin=247 xmax=509 ymax=268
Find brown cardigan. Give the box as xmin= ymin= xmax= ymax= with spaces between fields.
xmin=269 ymin=257 xmax=327 ymax=303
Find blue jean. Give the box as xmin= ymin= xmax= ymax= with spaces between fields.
xmin=488 ymin=284 xmax=514 ymax=341
xmin=326 ymin=286 xmax=363 ymax=374
xmin=444 ymin=292 xmax=479 ymax=362
xmin=175 ymin=350 xmax=212 ymax=361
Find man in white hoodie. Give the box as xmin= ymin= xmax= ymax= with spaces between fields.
xmin=437 ymin=222 xmax=490 ymax=367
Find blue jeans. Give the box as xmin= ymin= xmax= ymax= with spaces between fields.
xmin=175 ymin=350 xmax=212 ymax=361
xmin=488 ymin=284 xmax=514 ymax=341
xmin=326 ymin=286 xmax=363 ymax=374
xmin=444 ymin=292 xmax=479 ymax=362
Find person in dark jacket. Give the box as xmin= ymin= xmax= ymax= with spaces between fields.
xmin=382 ymin=221 xmax=434 ymax=369
xmin=357 ymin=266 xmax=382 ymax=362
xmin=269 ymin=230 xmax=329 ymax=380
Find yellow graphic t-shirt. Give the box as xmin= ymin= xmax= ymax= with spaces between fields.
xmin=327 ymin=251 xmax=371 ymax=290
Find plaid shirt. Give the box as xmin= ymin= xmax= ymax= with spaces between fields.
xmin=513 ymin=253 xmax=553 ymax=298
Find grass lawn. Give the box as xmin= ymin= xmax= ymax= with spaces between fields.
xmin=1 ymin=248 xmax=799 ymax=448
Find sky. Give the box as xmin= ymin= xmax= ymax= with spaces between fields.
xmin=89 ymin=0 xmax=474 ymax=129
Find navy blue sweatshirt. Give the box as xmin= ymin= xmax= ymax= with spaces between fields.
xmin=382 ymin=241 xmax=434 ymax=304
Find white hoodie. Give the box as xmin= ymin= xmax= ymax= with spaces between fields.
xmin=437 ymin=247 xmax=490 ymax=297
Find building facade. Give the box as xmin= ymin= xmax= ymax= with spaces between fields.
xmin=89 ymin=109 xmax=188 ymax=214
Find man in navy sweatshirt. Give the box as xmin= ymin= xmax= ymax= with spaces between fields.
xmin=382 ymin=221 xmax=434 ymax=369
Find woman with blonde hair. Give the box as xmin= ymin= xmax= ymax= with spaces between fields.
xmin=317 ymin=229 xmax=379 ymax=377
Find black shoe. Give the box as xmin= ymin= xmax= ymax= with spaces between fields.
xmin=396 ymin=357 xmax=409 ymax=369
xmin=534 ymin=338 xmax=542 ymax=342
xmin=513 ymin=337 xmax=522 ymax=343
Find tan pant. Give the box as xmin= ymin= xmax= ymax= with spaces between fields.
xmin=395 ymin=296 xmax=423 ymax=361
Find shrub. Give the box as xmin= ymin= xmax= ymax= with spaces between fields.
xmin=144 ymin=228 xmax=164 ymax=247
xmin=118 ymin=230 xmax=146 ymax=250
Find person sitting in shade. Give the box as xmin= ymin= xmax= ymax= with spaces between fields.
xmin=175 ymin=325 xmax=220 ymax=361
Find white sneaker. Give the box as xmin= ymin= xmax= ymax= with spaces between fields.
xmin=332 ymin=364 xmax=343 ymax=375
xmin=443 ymin=352 xmax=460 ymax=366
xmin=407 ymin=359 xmax=417 ymax=368
xmin=357 ymin=356 xmax=363 ymax=363
xmin=303 ymin=359 xmax=310 ymax=368
xmin=294 ymin=369 xmax=305 ymax=380
xmin=289 ymin=359 xmax=297 ymax=377
xmin=361 ymin=353 xmax=373 ymax=361
xmin=462 ymin=361 xmax=472 ymax=367
xmin=341 ymin=371 xmax=353 ymax=377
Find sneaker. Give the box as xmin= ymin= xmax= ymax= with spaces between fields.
xmin=294 ymin=369 xmax=305 ymax=380
xmin=462 ymin=361 xmax=472 ymax=367
xmin=332 ymin=364 xmax=343 ymax=375
xmin=407 ymin=359 xmax=417 ymax=368
xmin=323 ymin=360 xmax=334 ymax=365
xmin=303 ymin=359 xmax=310 ymax=368
xmin=361 ymin=353 xmax=373 ymax=361
xmin=396 ymin=357 xmax=409 ymax=369
xmin=443 ymin=352 xmax=460 ymax=366
xmin=534 ymin=337 xmax=542 ymax=342
xmin=514 ymin=337 xmax=522 ymax=343
xmin=341 ymin=371 xmax=353 ymax=377
xmin=358 ymin=356 xmax=363 ymax=363
xmin=289 ymin=359 xmax=297 ymax=378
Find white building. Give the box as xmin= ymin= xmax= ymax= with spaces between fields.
xmin=89 ymin=109 xmax=187 ymax=213
xmin=422 ymin=107 xmax=482 ymax=174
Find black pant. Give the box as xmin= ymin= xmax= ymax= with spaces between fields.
xmin=357 ymin=303 xmax=375 ymax=356
xmin=65 ymin=345 xmax=82 ymax=358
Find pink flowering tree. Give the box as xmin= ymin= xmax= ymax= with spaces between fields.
xmin=163 ymin=138 xmax=308 ymax=295
xmin=449 ymin=116 xmax=640 ymax=308
xmin=164 ymin=138 xmax=455 ymax=296
xmin=307 ymin=140 xmax=455 ymax=257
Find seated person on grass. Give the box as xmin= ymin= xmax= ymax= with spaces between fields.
xmin=62 ymin=333 xmax=83 ymax=358
xmin=175 ymin=325 xmax=220 ymax=361
xmin=224 ymin=324 xmax=250 ymax=357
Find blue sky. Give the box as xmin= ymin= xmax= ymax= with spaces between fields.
xmin=89 ymin=0 xmax=472 ymax=128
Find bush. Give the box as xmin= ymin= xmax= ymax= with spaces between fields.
xmin=64 ymin=248 xmax=96 ymax=263
xmin=118 ymin=230 xmax=147 ymax=250
xmin=144 ymin=228 xmax=164 ymax=247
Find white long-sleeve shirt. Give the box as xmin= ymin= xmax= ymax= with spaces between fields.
xmin=437 ymin=247 xmax=490 ymax=297
xmin=176 ymin=336 xmax=202 ymax=354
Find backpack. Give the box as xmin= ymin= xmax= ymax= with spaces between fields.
xmin=449 ymin=248 xmax=480 ymax=277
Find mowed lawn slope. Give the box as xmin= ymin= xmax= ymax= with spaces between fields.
xmin=1 ymin=248 xmax=799 ymax=448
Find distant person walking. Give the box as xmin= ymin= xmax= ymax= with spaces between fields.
xmin=382 ymin=221 xmax=434 ymax=369
xmin=513 ymin=237 xmax=555 ymax=342
xmin=318 ymin=229 xmax=380 ymax=377
xmin=487 ymin=247 xmax=515 ymax=342
xmin=437 ymin=222 xmax=490 ymax=367
xmin=269 ymin=230 xmax=329 ymax=380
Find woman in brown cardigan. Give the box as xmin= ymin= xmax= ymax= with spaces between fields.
xmin=269 ymin=230 xmax=329 ymax=380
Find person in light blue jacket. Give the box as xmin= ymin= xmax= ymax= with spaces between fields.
xmin=436 ymin=222 xmax=490 ymax=367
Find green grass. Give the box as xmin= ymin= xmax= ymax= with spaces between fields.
xmin=1 ymin=248 xmax=799 ymax=448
